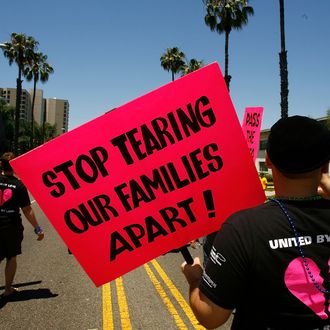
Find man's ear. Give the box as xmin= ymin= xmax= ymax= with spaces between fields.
xmin=265 ymin=152 xmax=272 ymax=169
xmin=321 ymin=161 xmax=329 ymax=174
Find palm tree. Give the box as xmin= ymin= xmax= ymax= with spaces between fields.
xmin=24 ymin=52 xmax=54 ymax=148
xmin=181 ymin=58 xmax=204 ymax=76
xmin=279 ymin=0 xmax=289 ymax=118
xmin=160 ymin=47 xmax=186 ymax=81
xmin=8 ymin=117 xmax=57 ymax=152
xmin=1 ymin=33 xmax=38 ymax=153
xmin=26 ymin=120 xmax=56 ymax=148
xmin=203 ymin=0 xmax=254 ymax=91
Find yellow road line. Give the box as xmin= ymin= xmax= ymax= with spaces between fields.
xmin=116 ymin=277 xmax=132 ymax=330
xmin=144 ymin=263 xmax=188 ymax=329
xmin=151 ymin=259 xmax=205 ymax=330
xmin=102 ymin=283 xmax=114 ymax=330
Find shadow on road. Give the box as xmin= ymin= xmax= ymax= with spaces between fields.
xmin=0 ymin=287 xmax=58 ymax=309
xmin=0 ymin=280 xmax=42 ymax=290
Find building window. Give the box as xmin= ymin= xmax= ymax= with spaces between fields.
xmin=259 ymin=161 xmax=268 ymax=172
xmin=259 ymin=140 xmax=267 ymax=150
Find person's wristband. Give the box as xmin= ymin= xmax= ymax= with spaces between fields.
xmin=34 ymin=226 xmax=43 ymax=235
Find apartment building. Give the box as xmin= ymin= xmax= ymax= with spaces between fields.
xmin=0 ymin=87 xmax=32 ymax=121
xmin=45 ymin=98 xmax=69 ymax=135
xmin=0 ymin=87 xmax=69 ymax=135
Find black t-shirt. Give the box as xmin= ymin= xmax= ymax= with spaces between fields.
xmin=0 ymin=174 xmax=31 ymax=229
xmin=200 ymin=199 xmax=330 ymax=330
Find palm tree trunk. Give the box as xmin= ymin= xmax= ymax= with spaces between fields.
xmin=279 ymin=0 xmax=288 ymax=118
xmin=42 ymin=105 xmax=46 ymax=143
xmin=171 ymin=71 xmax=175 ymax=81
xmin=30 ymin=79 xmax=37 ymax=148
xmin=224 ymin=31 xmax=231 ymax=91
xmin=14 ymin=69 xmax=22 ymax=154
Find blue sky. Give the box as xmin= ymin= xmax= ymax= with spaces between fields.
xmin=1 ymin=1 xmax=329 ymax=131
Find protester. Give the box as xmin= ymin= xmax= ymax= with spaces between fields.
xmin=181 ymin=115 xmax=330 ymax=329
xmin=0 ymin=152 xmax=44 ymax=298
xmin=259 ymin=172 xmax=268 ymax=190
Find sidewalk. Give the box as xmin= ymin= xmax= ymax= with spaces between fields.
xmin=265 ymin=189 xmax=275 ymax=197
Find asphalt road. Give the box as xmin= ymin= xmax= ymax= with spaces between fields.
xmin=0 ymin=199 xmax=233 ymax=330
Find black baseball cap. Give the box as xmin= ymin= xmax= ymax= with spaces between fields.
xmin=267 ymin=115 xmax=330 ymax=173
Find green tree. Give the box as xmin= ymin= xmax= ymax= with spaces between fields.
xmin=18 ymin=120 xmax=31 ymax=153
xmin=160 ymin=47 xmax=186 ymax=81
xmin=1 ymin=33 xmax=38 ymax=154
xmin=0 ymin=98 xmax=15 ymax=152
xmin=279 ymin=0 xmax=289 ymax=118
xmin=181 ymin=58 xmax=204 ymax=76
xmin=203 ymin=0 xmax=254 ymax=91
xmin=18 ymin=119 xmax=57 ymax=152
xmin=24 ymin=52 xmax=54 ymax=148
xmin=0 ymin=98 xmax=57 ymax=153
xmin=41 ymin=121 xmax=57 ymax=144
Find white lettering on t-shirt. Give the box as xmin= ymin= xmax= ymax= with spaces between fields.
xmin=316 ymin=234 xmax=330 ymax=243
xmin=312 ymin=326 xmax=330 ymax=330
xmin=210 ymin=246 xmax=227 ymax=266
xmin=202 ymin=271 xmax=217 ymax=289
xmin=269 ymin=236 xmax=312 ymax=249
xmin=0 ymin=182 xmax=16 ymax=189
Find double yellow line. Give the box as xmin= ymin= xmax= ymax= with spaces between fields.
xmin=102 ymin=259 xmax=204 ymax=330
xmin=102 ymin=276 xmax=132 ymax=329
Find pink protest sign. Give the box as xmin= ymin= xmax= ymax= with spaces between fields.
xmin=242 ymin=107 xmax=264 ymax=161
xmin=11 ymin=63 xmax=265 ymax=286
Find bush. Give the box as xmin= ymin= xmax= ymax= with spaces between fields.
xmin=265 ymin=173 xmax=273 ymax=183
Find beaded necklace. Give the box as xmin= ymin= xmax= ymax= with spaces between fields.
xmin=270 ymin=197 xmax=329 ymax=294
xmin=274 ymin=195 xmax=322 ymax=201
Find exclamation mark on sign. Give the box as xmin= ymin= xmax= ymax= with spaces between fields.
xmin=203 ymin=190 xmax=216 ymax=218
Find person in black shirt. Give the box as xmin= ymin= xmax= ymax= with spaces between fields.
xmin=0 ymin=152 xmax=44 ymax=297
xmin=181 ymin=116 xmax=330 ymax=329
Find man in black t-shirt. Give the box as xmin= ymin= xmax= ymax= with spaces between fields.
xmin=181 ymin=116 xmax=330 ymax=329
xmin=0 ymin=152 xmax=44 ymax=298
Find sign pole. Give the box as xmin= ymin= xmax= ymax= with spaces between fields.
xmin=180 ymin=246 xmax=194 ymax=264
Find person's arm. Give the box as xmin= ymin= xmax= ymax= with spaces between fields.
xmin=181 ymin=257 xmax=233 ymax=329
xmin=22 ymin=205 xmax=44 ymax=241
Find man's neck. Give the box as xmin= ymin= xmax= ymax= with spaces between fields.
xmin=273 ymin=170 xmax=321 ymax=199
